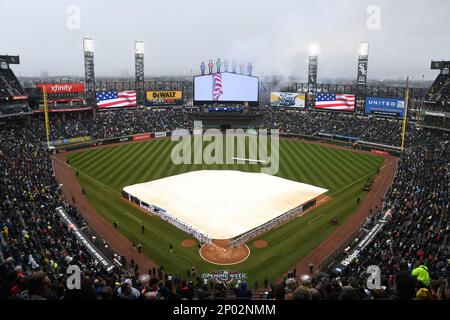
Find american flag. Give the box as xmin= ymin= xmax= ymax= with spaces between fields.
xmin=315 ymin=93 xmax=355 ymax=111
xmin=213 ymin=73 xmax=223 ymax=101
xmin=96 ymin=90 xmax=136 ymax=108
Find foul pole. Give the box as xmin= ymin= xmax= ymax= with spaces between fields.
xmin=400 ymin=77 xmax=410 ymax=155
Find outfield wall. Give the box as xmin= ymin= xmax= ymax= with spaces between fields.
xmin=55 ymin=130 xmax=402 ymax=156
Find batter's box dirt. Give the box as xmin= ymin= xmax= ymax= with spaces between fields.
xmin=199 ymin=240 xmax=250 ymax=265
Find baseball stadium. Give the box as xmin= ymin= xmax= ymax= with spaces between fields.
xmin=0 ymin=0 xmax=449 ymax=310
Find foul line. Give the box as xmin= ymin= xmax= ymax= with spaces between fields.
xmin=125 ymin=212 xmax=142 ymax=224
xmin=308 ymin=215 xmax=324 ymax=224
xmin=328 ymin=159 xmax=397 ymax=197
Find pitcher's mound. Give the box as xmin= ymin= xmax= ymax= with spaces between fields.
xmin=181 ymin=239 xmax=196 ymax=248
xmin=199 ymin=240 xmax=250 ymax=265
xmin=253 ymin=240 xmax=268 ymax=248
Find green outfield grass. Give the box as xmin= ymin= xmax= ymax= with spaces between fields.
xmin=66 ymin=138 xmax=384 ymax=283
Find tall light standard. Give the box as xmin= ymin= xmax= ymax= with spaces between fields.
xmin=134 ymin=41 xmax=145 ymax=107
xmin=307 ymin=44 xmax=319 ymax=108
xmin=83 ymin=37 xmax=95 ymax=116
xmin=356 ymin=42 xmax=369 ymax=115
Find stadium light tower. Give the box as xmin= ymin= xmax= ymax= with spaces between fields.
xmin=134 ymin=41 xmax=145 ymax=107
xmin=356 ymin=42 xmax=369 ymax=115
xmin=83 ymin=37 xmax=96 ymax=109
xmin=307 ymin=44 xmax=319 ymax=107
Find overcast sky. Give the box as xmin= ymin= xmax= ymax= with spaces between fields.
xmin=1 ymin=0 xmax=449 ymax=80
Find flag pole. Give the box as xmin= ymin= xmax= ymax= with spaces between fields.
xmin=43 ymin=86 xmax=50 ymax=148
xmin=400 ymin=77 xmax=409 ymax=155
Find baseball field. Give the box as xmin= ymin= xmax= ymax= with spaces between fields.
xmin=65 ymin=138 xmax=384 ymax=283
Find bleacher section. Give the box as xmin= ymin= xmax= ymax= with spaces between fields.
xmin=422 ymin=62 xmax=450 ymax=130
xmin=0 ymin=68 xmax=25 ymax=97
xmin=0 ymin=57 xmax=30 ymax=117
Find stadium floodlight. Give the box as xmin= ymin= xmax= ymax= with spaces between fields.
xmin=309 ymin=44 xmax=319 ymax=56
xmin=83 ymin=37 xmax=94 ymax=53
xmin=359 ymin=42 xmax=369 ymax=56
xmin=135 ymin=41 xmax=144 ymax=55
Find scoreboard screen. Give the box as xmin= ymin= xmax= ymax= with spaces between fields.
xmin=194 ymin=72 xmax=258 ymax=106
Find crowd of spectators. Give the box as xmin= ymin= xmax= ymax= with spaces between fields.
xmin=29 ymin=108 xmax=421 ymax=147
xmin=335 ymin=129 xmax=449 ymax=298
xmin=0 ymin=109 xmax=449 ymax=300
xmin=0 ymin=124 xmax=137 ymax=300
xmin=30 ymin=109 xmax=192 ymax=142
xmin=257 ymin=109 xmax=419 ymax=146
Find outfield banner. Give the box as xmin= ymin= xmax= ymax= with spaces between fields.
xmin=423 ymin=111 xmax=450 ymax=118
xmin=146 ymin=91 xmax=183 ymax=106
xmin=103 ymin=136 xmax=132 ymax=145
xmin=270 ymin=92 xmax=306 ymax=108
xmin=371 ymin=149 xmax=390 ymax=156
xmin=132 ymin=133 xmax=151 ymax=141
xmin=32 ymin=106 xmax=93 ymax=113
xmin=69 ymin=136 xmax=92 ymax=144
xmin=49 ymin=136 xmax=91 ymax=146
xmin=36 ymin=83 xmax=85 ymax=93
xmin=365 ymin=97 xmax=405 ymax=117
xmin=154 ymin=132 xmax=167 ymax=138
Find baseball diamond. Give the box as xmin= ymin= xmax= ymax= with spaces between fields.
xmin=61 ymin=138 xmax=385 ymax=283
xmin=1 ymin=0 xmax=449 ymax=309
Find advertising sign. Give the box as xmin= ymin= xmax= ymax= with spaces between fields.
xmin=37 ymin=83 xmax=85 ymax=93
xmin=154 ymin=132 xmax=167 ymax=138
xmin=146 ymin=91 xmax=183 ymax=106
xmin=132 ymin=133 xmax=152 ymax=141
xmin=365 ymin=97 xmax=405 ymax=117
xmin=270 ymin=92 xmax=305 ymax=108
xmin=69 ymin=136 xmax=92 ymax=144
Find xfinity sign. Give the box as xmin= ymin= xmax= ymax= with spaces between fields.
xmin=37 ymin=83 xmax=85 ymax=94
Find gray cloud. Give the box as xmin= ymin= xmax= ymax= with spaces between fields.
xmin=1 ymin=0 xmax=449 ymax=81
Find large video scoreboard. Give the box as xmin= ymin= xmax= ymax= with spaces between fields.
xmin=194 ymin=72 xmax=258 ymax=106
